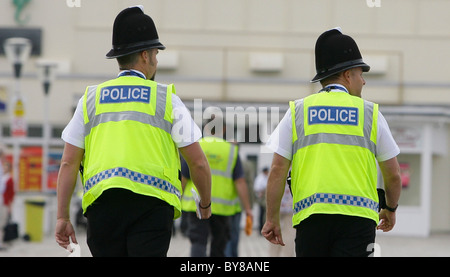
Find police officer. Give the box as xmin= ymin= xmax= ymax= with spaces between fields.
xmin=262 ymin=28 xmax=402 ymax=257
xmin=55 ymin=6 xmax=211 ymax=257
xmin=181 ymin=120 xmax=253 ymax=257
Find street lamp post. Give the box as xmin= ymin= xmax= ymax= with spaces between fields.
xmin=3 ymin=37 xmax=32 ymax=190
xmin=4 ymin=37 xmax=32 ymax=80
xmin=37 ymin=61 xmax=57 ymax=192
xmin=4 ymin=38 xmax=32 ymax=137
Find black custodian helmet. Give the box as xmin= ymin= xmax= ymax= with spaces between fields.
xmin=311 ymin=28 xmax=370 ymax=83
xmin=106 ymin=5 xmax=165 ymax=59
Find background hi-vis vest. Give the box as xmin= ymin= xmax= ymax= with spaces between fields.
xmin=82 ymin=75 xmax=182 ymax=218
xmin=181 ymin=137 xmax=240 ymax=216
xmin=290 ymin=90 xmax=379 ymax=226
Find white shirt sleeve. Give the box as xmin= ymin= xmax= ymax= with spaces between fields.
xmin=61 ymin=93 xmax=202 ymax=149
xmin=61 ymin=97 xmax=85 ymax=149
xmin=171 ymin=94 xmax=202 ymax=148
xmin=265 ymin=108 xmax=293 ymax=160
xmin=375 ymin=111 xmax=400 ymax=162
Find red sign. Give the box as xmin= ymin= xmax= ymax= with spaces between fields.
xmin=19 ymin=147 xmax=42 ymax=191
xmin=15 ymin=147 xmax=62 ymax=191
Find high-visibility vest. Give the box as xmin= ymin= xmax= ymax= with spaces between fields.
xmin=81 ymin=75 xmax=182 ymax=219
xmin=181 ymin=137 xmax=240 ymax=216
xmin=290 ymin=90 xmax=379 ymax=226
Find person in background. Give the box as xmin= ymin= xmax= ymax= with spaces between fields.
xmin=0 ymin=149 xmax=5 ymax=251
xmin=181 ymin=136 xmax=252 ymax=257
xmin=2 ymin=161 xmax=14 ymax=215
xmin=0 ymin=151 xmax=14 ymax=250
xmin=225 ymin=158 xmax=256 ymax=257
xmin=254 ymin=167 xmax=269 ymax=234
xmin=269 ymin=171 xmax=294 ymax=257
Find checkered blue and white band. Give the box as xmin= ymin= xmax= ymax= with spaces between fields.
xmin=293 ymin=193 xmax=379 ymax=215
xmin=84 ymin=167 xmax=181 ymax=199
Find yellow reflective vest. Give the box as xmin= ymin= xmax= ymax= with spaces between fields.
xmin=290 ymin=89 xmax=379 ymax=226
xmin=181 ymin=137 xmax=240 ymax=216
xmin=81 ymin=75 xmax=182 ymax=219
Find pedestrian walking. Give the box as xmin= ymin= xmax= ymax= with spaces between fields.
xmin=254 ymin=167 xmax=269 ymax=234
xmin=55 ymin=6 xmax=211 ymax=257
xmin=1 ymin=158 xmax=16 ymax=248
xmin=262 ymin=28 xmax=402 ymax=257
xmin=181 ymin=135 xmax=253 ymax=257
xmin=0 ymin=149 xmax=7 ymax=250
xmin=269 ymin=171 xmax=295 ymax=257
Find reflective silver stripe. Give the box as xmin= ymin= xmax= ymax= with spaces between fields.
xmin=85 ymin=111 xmax=172 ymax=135
xmin=292 ymin=100 xmax=376 ymax=155
xmin=210 ymin=144 xmax=237 ymax=178
xmin=182 ymin=196 xmax=195 ymax=202
xmin=211 ymin=169 xmax=230 ymax=178
xmin=84 ymin=167 xmax=181 ymax=199
xmin=84 ymin=83 xmax=172 ymax=137
xmin=211 ymin=196 xmax=240 ymax=207
xmin=293 ymin=99 xmax=305 ymax=146
xmin=293 ymin=193 xmax=379 ymax=214
xmin=294 ymin=133 xmax=376 ymax=155
xmin=85 ymin=85 xmax=98 ymax=124
xmin=363 ymin=101 xmax=374 ymax=140
xmin=155 ymin=83 xmax=168 ymax=119
xmin=184 ymin=195 xmax=240 ymax=207
xmin=226 ymin=144 xmax=237 ymax=173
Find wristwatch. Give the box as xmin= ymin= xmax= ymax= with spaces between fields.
xmin=385 ymin=204 xmax=398 ymax=212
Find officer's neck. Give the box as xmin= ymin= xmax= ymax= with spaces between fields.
xmin=119 ymin=69 xmax=146 ymax=79
xmin=133 ymin=64 xmax=151 ymax=79
xmin=321 ymin=83 xmax=349 ymax=93
xmin=120 ymin=63 xmax=154 ymax=80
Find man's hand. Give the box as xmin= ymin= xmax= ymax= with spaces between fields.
xmin=262 ymin=153 xmax=290 ymax=246
xmin=261 ymin=220 xmax=285 ymax=246
xmin=378 ymin=157 xmax=401 ymax=233
xmin=55 ymin=218 xmax=78 ymax=249
xmin=377 ymin=209 xmax=396 ymax=232
xmin=56 ymin=142 xmax=83 ymax=249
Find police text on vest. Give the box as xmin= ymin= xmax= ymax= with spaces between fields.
xmin=308 ymin=106 xmax=358 ymax=126
xmin=100 ymin=85 xmax=150 ymax=104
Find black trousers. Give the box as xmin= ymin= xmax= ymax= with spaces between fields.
xmin=85 ymin=188 xmax=174 ymax=257
xmin=295 ymin=214 xmax=376 ymax=257
xmin=186 ymin=212 xmax=231 ymax=257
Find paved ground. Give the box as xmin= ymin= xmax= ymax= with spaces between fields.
xmin=2 ymin=227 xmax=450 ymax=257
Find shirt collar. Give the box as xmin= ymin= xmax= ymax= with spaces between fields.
xmin=117 ymin=69 xmax=146 ymax=79
xmin=324 ymin=83 xmax=349 ymax=93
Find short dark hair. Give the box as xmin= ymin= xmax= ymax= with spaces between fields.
xmin=116 ymin=51 xmax=141 ymax=70
xmin=319 ymin=71 xmax=344 ymax=87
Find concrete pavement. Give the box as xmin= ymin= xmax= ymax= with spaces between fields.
xmin=2 ymin=228 xmax=450 ymax=257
